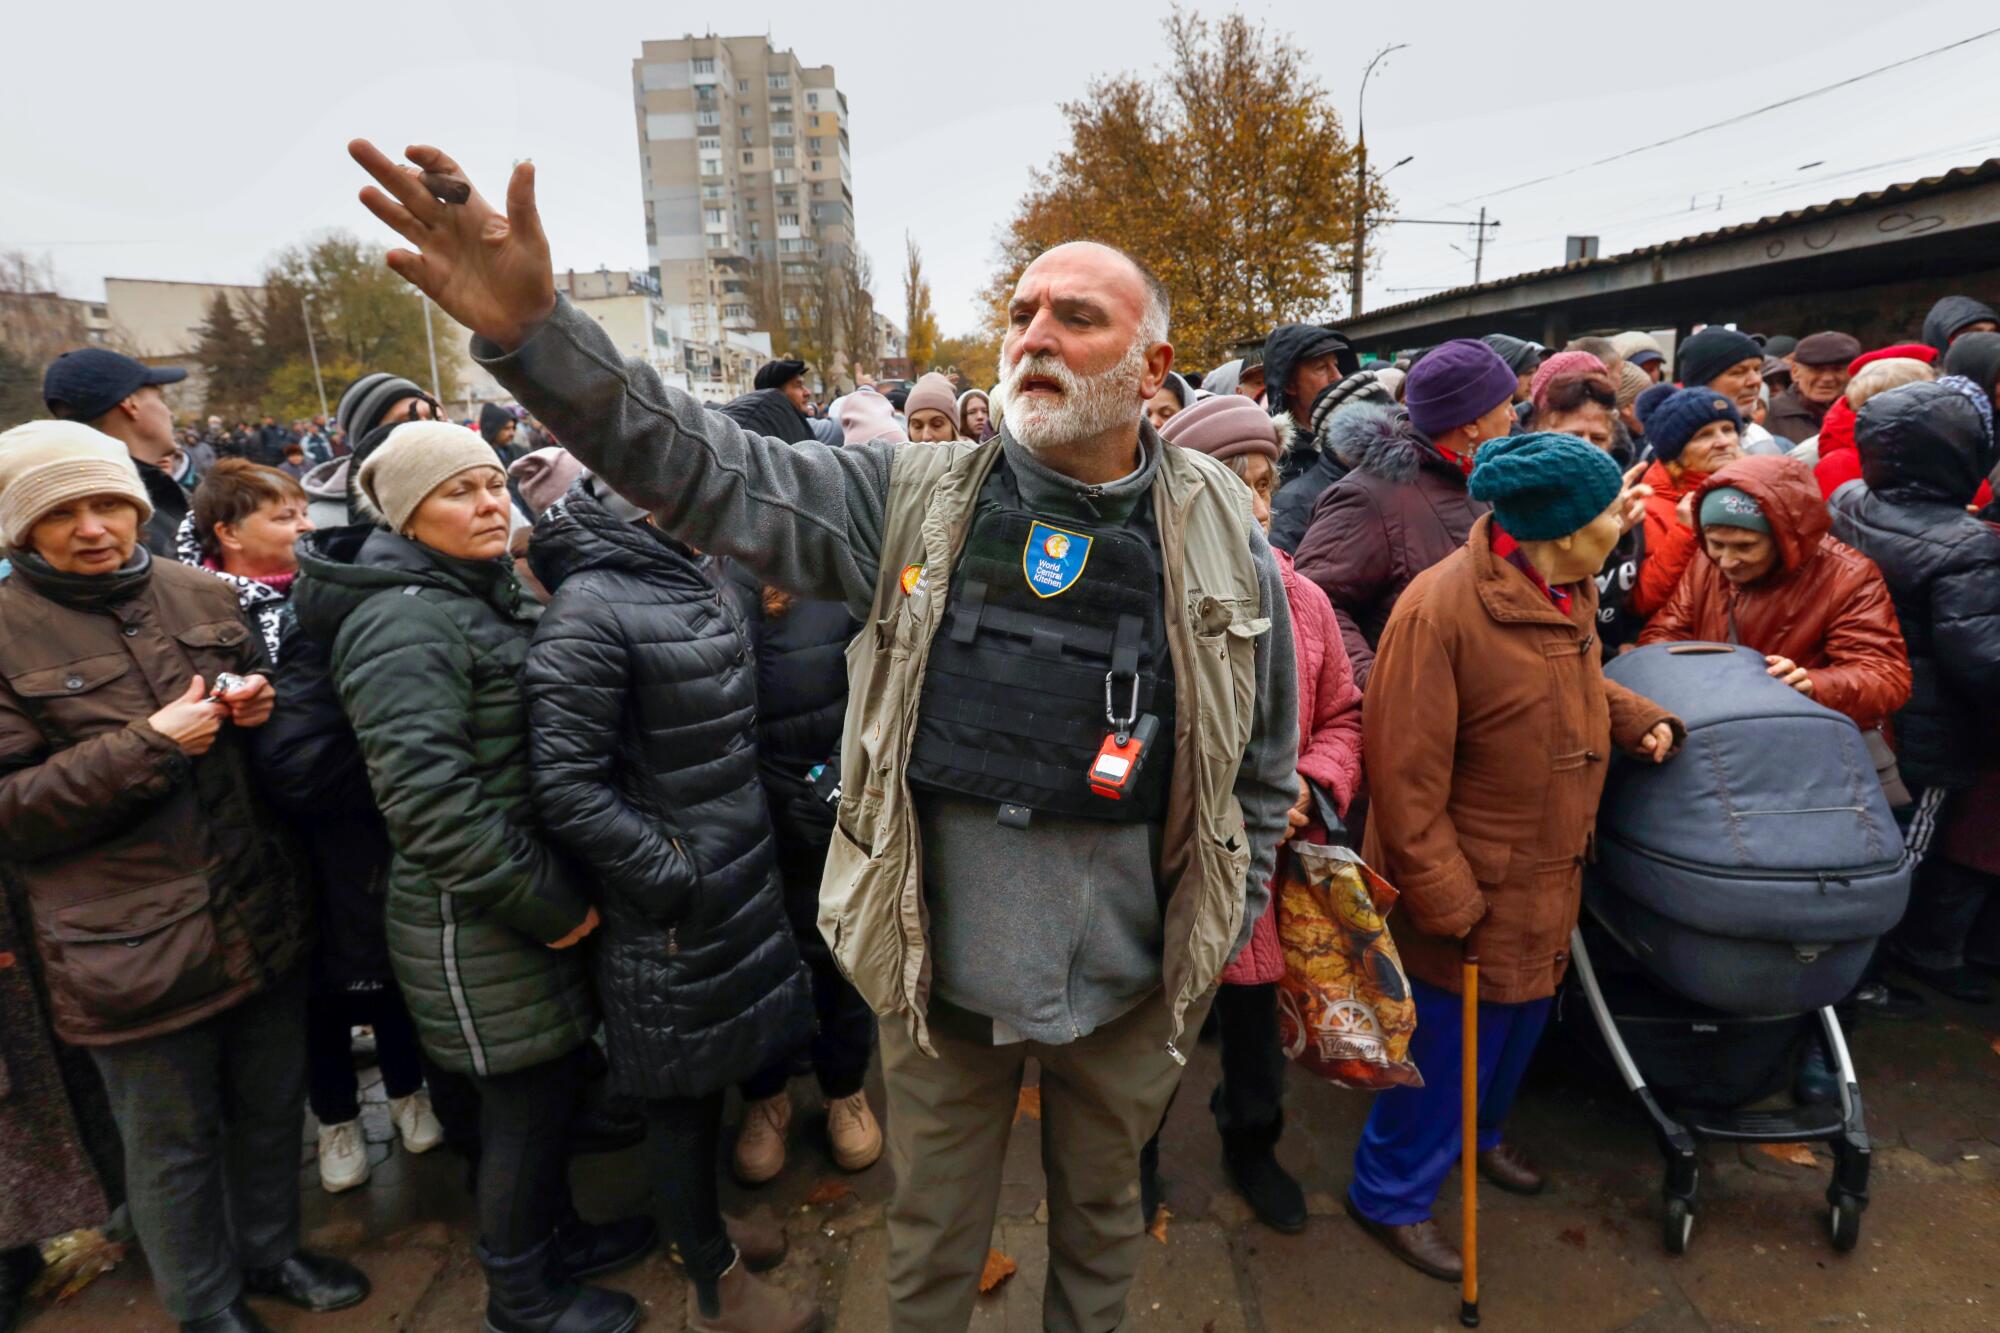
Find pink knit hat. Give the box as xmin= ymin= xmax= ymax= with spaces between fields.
xmin=903 ymin=373 xmax=960 ymax=435
xmin=1529 ymin=350 xmax=1608 ymax=410
xmin=840 ymin=389 xmax=906 ymax=445
xmin=1156 ymin=392 xmax=1285 ymax=462
xmin=507 ymin=446 xmax=583 ymax=518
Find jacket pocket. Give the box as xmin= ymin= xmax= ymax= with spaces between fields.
xmin=44 ymin=874 xmax=232 ymax=1028
xmin=7 ymin=654 xmax=137 ymax=741
xmin=176 ymin=618 xmax=252 ymax=679
xmin=1457 ymin=833 xmax=1514 ymax=886
xmin=819 ymin=821 xmax=900 ymax=1015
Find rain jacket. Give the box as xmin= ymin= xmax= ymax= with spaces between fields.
xmin=1638 ymin=455 xmax=1911 ymax=731
xmin=1828 ymin=381 xmax=2000 ymax=791
xmin=1922 ymin=295 xmax=1999 ymax=358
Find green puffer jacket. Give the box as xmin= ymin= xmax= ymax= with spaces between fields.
xmin=293 ymin=525 xmax=596 ymax=1077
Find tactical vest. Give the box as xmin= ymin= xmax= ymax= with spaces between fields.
xmin=906 ymin=458 xmax=1177 ymax=821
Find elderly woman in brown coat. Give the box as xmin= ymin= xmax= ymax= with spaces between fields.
xmin=0 ymin=422 xmax=366 ymax=1333
xmin=1344 ymin=432 xmax=1683 ymax=1283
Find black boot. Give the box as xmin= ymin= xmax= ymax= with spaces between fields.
xmin=181 ymin=1299 xmax=275 ymax=1333
xmin=479 ymin=1235 xmax=639 ymax=1333
xmin=2 ymin=1246 xmax=44 ymax=1333
xmin=242 ymin=1251 xmax=370 ymax=1312
xmin=549 ymin=1208 xmax=658 ymax=1281
xmin=1221 ymin=1131 xmax=1307 ymax=1234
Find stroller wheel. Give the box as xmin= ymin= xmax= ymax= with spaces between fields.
xmin=1662 ymin=1196 xmax=1694 ymax=1255
xmin=1829 ymin=1195 xmax=1862 ymax=1252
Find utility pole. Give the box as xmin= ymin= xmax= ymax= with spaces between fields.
xmin=1474 ymin=206 xmax=1488 ymax=286
xmin=1351 ymin=43 xmax=1407 ymax=319
xmin=301 ymin=294 xmax=329 ymax=420
xmin=421 ymin=296 xmax=443 ymax=403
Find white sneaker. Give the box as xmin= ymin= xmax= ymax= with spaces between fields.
xmin=317 ymin=1120 xmax=370 ymax=1193
xmin=389 ymin=1090 xmax=446 ymax=1155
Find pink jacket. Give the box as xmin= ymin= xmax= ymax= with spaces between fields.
xmin=1222 ymin=549 xmax=1365 ymax=985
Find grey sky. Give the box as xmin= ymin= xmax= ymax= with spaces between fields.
xmin=7 ymin=0 xmax=1998 ymax=356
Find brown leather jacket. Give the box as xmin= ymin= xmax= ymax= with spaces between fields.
xmin=1362 ymin=515 xmax=1683 ymax=1002
xmin=1639 ymin=454 xmax=1912 ymax=732
xmin=0 ymin=551 xmax=307 ymax=1046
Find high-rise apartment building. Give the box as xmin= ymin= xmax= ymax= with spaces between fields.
xmin=632 ymin=34 xmax=857 ymax=395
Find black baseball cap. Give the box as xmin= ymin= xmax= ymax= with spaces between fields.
xmin=42 ymin=347 xmax=187 ymax=423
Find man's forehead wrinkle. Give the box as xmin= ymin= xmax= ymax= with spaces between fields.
xmin=1015 ymin=258 xmax=1143 ymax=325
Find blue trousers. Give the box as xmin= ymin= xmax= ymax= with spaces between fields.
xmin=1349 ymin=976 xmax=1552 ymax=1226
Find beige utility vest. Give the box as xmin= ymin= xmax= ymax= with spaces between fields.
xmin=819 ymin=435 xmax=1269 ymax=1057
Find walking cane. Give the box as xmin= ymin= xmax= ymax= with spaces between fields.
xmin=1460 ymin=941 xmax=1480 ymax=1328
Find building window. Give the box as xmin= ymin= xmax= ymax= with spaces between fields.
xmin=808 ymin=137 xmax=822 ymax=152
xmin=777 ymin=192 xmax=795 ymax=207
xmin=701 ymin=183 xmax=724 ymax=199
xmin=696 ymin=109 xmax=718 ymax=126
xmin=748 ymin=221 xmax=761 ymax=239
xmin=739 ymin=104 xmax=750 ymax=118
xmin=692 ymin=57 xmax=715 ymax=74
xmin=768 ymin=73 xmax=789 ymax=89
xmin=737 ymin=78 xmax=749 ymax=91
xmin=740 ymin=128 xmax=752 ymax=143
xmin=810 ymin=159 xmax=822 ymax=172
xmin=699 ymin=156 xmax=722 ymax=176
xmin=810 ymin=181 xmax=823 ymax=196
xmin=697 ymin=136 xmax=719 ymax=149
xmin=704 ymin=208 xmax=724 ymax=225
xmin=774 ymin=144 xmax=795 ymax=160
xmin=778 ymin=213 xmax=799 ymax=227
xmin=746 ymin=197 xmax=758 ymax=211
xmin=772 ymin=122 xmax=793 ymax=137
xmin=780 ymin=237 xmax=812 ymax=253
xmin=807 ymin=92 xmax=819 ymax=107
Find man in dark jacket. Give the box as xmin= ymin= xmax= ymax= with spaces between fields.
xmin=0 ymin=421 xmax=367 ymax=1333
xmin=1293 ymin=339 xmax=1517 ymax=687
xmin=41 ymin=348 xmax=196 ymax=560
xmin=1767 ymin=331 xmax=1860 ymax=446
xmin=1261 ymin=323 xmax=1358 ymax=483
xmin=1829 ymin=378 xmax=2000 ymax=1004
xmin=1921 ymin=294 xmax=1999 ymax=358
xmin=1268 ymin=370 xmax=1398 ymax=554
xmin=753 ymin=357 xmax=814 ymax=413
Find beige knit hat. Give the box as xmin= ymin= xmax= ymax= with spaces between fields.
xmin=0 ymin=420 xmax=154 ymax=550
xmin=356 ymin=421 xmax=507 ymax=533
xmin=904 ymin=372 xmax=961 ymax=435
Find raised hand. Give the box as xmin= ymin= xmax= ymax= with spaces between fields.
xmin=348 ymin=140 xmax=556 ymax=350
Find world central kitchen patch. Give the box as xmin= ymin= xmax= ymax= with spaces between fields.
xmin=1023 ymin=521 xmax=1093 ymax=598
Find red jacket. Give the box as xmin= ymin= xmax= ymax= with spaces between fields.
xmin=1222 ymin=549 xmax=1363 ymax=985
xmin=1629 ymin=460 xmax=1699 ymax=618
xmin=1639 ymin=454 xmax=1912 ymax=731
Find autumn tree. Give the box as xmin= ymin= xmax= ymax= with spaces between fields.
xmin=0 ymin=251 xmax=90 ymax=428
xmin=251 ymin=231 xmax=448 ymax=418
xmin=835 ymin=252 xmax=880 ymax=386
xmin=986 ymin=6 xmax=1389 ymax=369
xmin=193 ymin=291 xmax=267 ymax=419
xmin=903 ymin=235 xmax=938 ymax=376
xmin=933 ymin=333 xmax=999 ymax=392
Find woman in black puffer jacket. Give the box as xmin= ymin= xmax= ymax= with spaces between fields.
xmin=1829 ymin=377 xmax=2000 ymax=1003
xmin=524 ymin=478 xmax=817 ymax=1333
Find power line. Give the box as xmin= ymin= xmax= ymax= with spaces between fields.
xmin=1438 ymin=26 xmax=2000 ymax=210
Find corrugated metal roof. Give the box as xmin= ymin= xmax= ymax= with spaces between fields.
xmin=1356 ymin=158 xmax=2000 ymax=323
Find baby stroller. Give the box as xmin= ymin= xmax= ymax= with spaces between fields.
xmin=1566 ymin=643 xmax=1910 ymax=1255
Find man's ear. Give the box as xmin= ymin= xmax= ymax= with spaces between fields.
xmin=1138 ymin=341 xmax=1175 ymax=402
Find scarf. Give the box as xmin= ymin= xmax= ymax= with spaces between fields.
xmin=1489 ymin=521 xmax=1573 ymax=616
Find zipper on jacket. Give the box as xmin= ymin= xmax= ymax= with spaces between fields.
xmin=666 ymin=926 xmax=679 ymax=957
xmin=1599 ymin=829 xmax=1903 ymax=882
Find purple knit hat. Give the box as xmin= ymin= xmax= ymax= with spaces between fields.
xmin=1404 ymin=339 xmax=1519 ymax=436
xmin=1157 ymin=392 xmax=1285 ymax=462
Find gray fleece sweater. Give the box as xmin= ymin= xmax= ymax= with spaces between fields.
xmin=474 ymin=299 xmax=1298 ymax=1045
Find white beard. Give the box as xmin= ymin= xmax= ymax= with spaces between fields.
xmin=995 ymin=341 xmax=1146 ymax=456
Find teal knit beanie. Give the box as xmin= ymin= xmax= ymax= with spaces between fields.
xmin=1469 ymin=431 xmax=1624 ymax=541
xmin=1697 ymin=485 xmax=1770 ymax=533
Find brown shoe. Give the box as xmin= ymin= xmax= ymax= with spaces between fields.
xmin=686 ymin=1256 xmax=823 ymax=1333
xmin=726 ymin=1213 xmax=788 ymax=1272
xmin=1343 ymin=1194 xmax=1463 ymax=1283
xmin=825 ymin=1091 xmax=883 ymax=1172
xmin=1478 ymin=1143 xmax=1546 ymax=1196
xmin=733 ymin=1094 xmax=791 ymax=1185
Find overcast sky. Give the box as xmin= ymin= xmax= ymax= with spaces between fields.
xmin=9 ymin=0 xmax=2000 ymax=352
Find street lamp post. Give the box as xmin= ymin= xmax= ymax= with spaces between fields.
xmin=421 ymin=295 xmax=442 ymax=403
xmin=1351 ymin=42 xmax=1408 ymax=319
xmin=301 ymin=293 xmax=329 ymax=420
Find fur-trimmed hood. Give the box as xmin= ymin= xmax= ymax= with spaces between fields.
xmin=1324 ymin=402 xmax=1450 ymax=484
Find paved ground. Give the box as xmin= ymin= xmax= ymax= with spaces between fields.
xmin=18 ymin=984 xmax=2000 ymax=1332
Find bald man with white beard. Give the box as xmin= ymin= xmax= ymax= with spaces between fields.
xmin=348 ymin=140 xmax=1297 ymax=1332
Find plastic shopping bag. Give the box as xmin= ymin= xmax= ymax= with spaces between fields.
xmin=1274 ymin=841 xmax=1423 ymax=1090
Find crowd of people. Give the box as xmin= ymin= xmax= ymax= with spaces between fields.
xmin=0 ymin=134 xmax=1994 ymax=1333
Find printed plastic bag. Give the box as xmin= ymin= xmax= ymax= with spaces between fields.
xmin=1274 ymin=841 xmax=1422 ymax=1090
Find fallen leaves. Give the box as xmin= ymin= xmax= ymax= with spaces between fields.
xmin=804 ymin=1181 xmax=853 ymax=1207
xmin=1015 ymin=1085 xmax=1042 ymax=1123
xmin=1148 ymin=1205 xmax=1172 ymax=1244
xmin=978 ymin=1248 xmax=1018 ymax=1293
xmin=1758 ymin=1142 xmax=1818 ymax=1168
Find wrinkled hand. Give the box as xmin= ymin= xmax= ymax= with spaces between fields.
xmin=1616 ymin=462 xmax=1652 ymax=535
xmin=1674 ymin=489 xmax=1696 ymax=531
xmin=148 ymin=676 xmax=226 ymax=756
xmin=1637 ymin=721 xmax=1677 ymax=764
xmin=1281 ymin=777 xmax=1312 ymax=844
xmin=549 ymin=907 xmax=600 ymax=950
xmin=1765 ymin=655 xmax=1814 ymax=696
xmin=348 ymin=140 xmax=556 ymax=350
xmin=219 ymin=672 xmax=274 ymax=727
